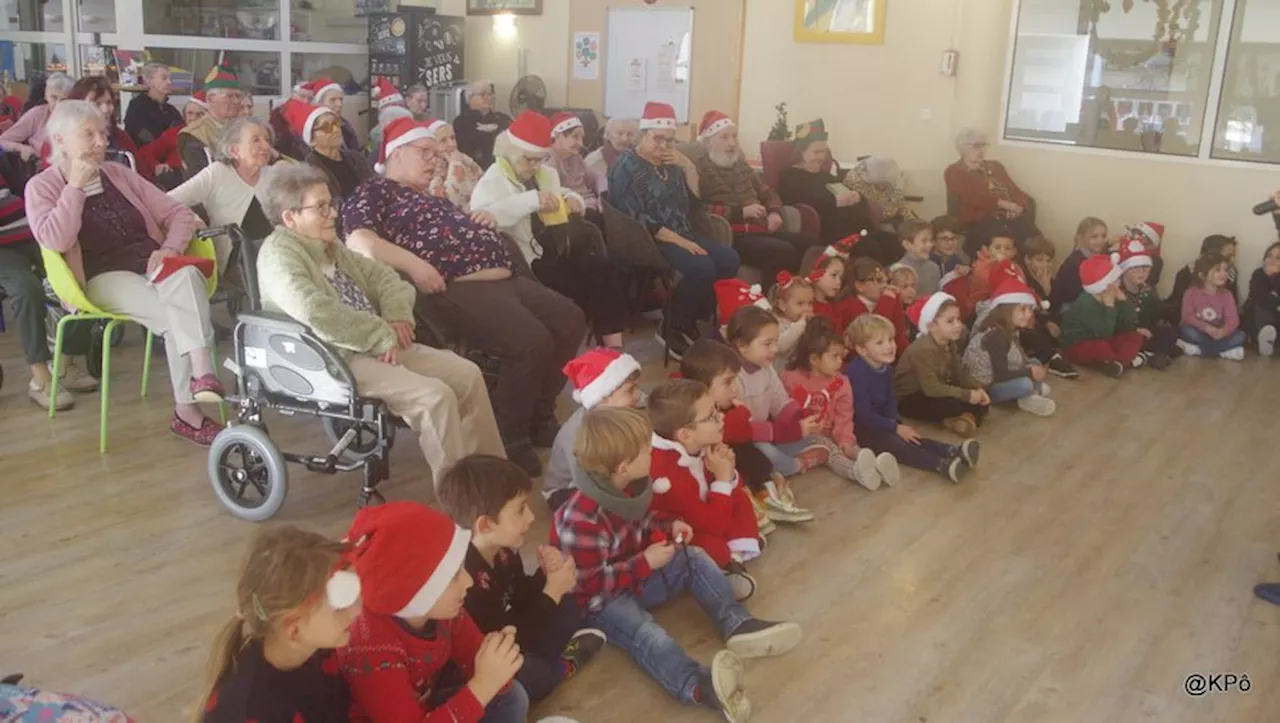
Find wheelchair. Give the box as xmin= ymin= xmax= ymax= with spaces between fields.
xmin=205 ymin=225 xmax=404 ymax=521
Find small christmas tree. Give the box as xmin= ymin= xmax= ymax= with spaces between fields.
xmin=767 ymin=102 xmax=791 ymax=141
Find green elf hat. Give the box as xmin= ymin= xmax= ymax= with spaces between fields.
xmin=793 ymin=118 xmax=829 ymax=150
xmin=203 ymin=61 xmax=241 ymax=92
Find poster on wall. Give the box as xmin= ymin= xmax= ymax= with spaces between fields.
xmin=626 ymin=57 xmax=646 ymax=93
xmin=573 ymin=31 xmax=600 ymax=81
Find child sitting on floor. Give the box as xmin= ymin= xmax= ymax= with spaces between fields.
xmin=889 ymin=264 xmax=920 ymax=307
xmin=1245 ymin=241 xmax=1280 ymax=357
xmin=1121 ymin=220 xmax=1165 ymax=287
xmin=931 ymin=214 xmax=972 ymax=312
xmin=894 ymin=219 xmax=940 ymax=296
xmin=555 ymin=406 xmax=803 ymax=721
xmin=844 ymin=314 xmax=978 ymax=483
xmin=769 ymin=271 xmax=815 ymax=372
xmin=782 ymin=316 xmax=897 ymax=489
xmin=1168 ymin=234 xmax=1240 ymax=324
xmin=1051 ymin=216 xmax=1110 ymax=313
xmin=836 ymin=257 xmax=910 ymax=354
xmin=1115 ymin=238 xmax=1176 ymax=369
xmin=199 ymin=527 xmax=360 ymax=723
xmin=435 ymin=455 xmax=608 ymax=703
xmin=808 ymin=254 xmax=847 ymax=328
xmin=544 ymin=348 xmax=642 ymax=512
xmin=1019 ymin=235 xmax=1080 ymax=378
xmin=1059 ymin=254 xmax=1147 ymax=378
xmin=895 ymin=292 xmax=990 ymax=437
xmin=1178 ymin=253 xmax=1247 ymax=360
xmin=967 ymin=224 xmax=1019 ymax=310
xmin=961 ymin=276 xmax=1056 ymax=417
xmin=648 ymin=378 xmax=764 ymax=599
xmin=338 ymin=501 xmax=529 ymax=723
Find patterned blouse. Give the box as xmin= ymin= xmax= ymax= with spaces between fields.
xmin=342 ymin=176 xmax=511 ymax=282
xmin=607 ymin=150 xmax=694 ymax=237
xmin=78 ymin=176 xmax=155 ymax=280
xmin=325 ymin=264 xmax=375 ymax=313
xmin=427 ymin=151 xmax=484 ymax=212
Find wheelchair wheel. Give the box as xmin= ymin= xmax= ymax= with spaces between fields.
xmin=208 ymin=425 xmax=288 ymax=521
xmin=322 ymin=417 xmax=393 ymax=463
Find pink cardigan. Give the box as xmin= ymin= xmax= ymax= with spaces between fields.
xmin=780 ymin=368 xmax=857 ymax=449
xmin=26 ymin=161 xmax=198 ymax=286
xmin=0 ymin=104 xmax=52 ymax=151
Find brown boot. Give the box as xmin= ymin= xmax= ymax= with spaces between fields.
xmin=942 ymin=414 xmax=976 ymax=437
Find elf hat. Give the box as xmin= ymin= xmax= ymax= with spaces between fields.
xmin=549 ymin=111 xmax=583 ymax=138
xmin=1128 ymin=221 xmax=1165 ymax=248
xmin=280 ymin=99 xmax=335 ymax=146
xmin=203 ymin=61 xmax=241 ymax=92
xmin=312 ymin=77 xmax=344 ymax=103
xmin=376 ymin=117 xmax=435 ymax=174
xmin=508 ymin=110 xmax=553 ymax=153
xmin=1079 ymin=254 xmax=1123 ymax=294
xmin=1114 ymin=237 xmax=1153 ymax=271
xmin=715 ymin=279 xmax=771 ymax=323
xmin=345 ymin=501 xmax=470 ymax=618
xmin=907 ymin=292 xmax=955 ymax=329
xmin=793 ymin=118 xmax=829 ymax=150
xmin=563 ymin=348 xmax=641 ymax=409
xmin=639 ymin=101 xmax=678 ymax=131
xmin=186 ymin=90 xmax=208 ymax=110
xmin=989 ymin=276 xmax=1038 ymax=308
xmin=697 ymin=110 xmax=735 ymax=141
xmin=372 ymin=77 xmax=405 ymax=110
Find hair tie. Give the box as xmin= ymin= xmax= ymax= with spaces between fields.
xmin=251 ymin=594 xmax=269 ymax=622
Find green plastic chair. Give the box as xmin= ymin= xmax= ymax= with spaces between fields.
xmin=42 ymin=237 xmax=220 ymax=453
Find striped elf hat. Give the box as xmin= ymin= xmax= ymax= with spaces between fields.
xmin=203 ymin=61 xmax=240 ymax=92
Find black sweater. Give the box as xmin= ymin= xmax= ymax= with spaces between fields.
xmin=202 ymin=639 xmax=350 ymax=723
xmin=462 ymin=545 xmax=560 ymax=656
xmin=123 ymin=92 xmax=182 ymax=146
xmin=453 ymin=109 xmax=511 ymax=170
xmin=777 ymin=166 xmax=877 ymax=244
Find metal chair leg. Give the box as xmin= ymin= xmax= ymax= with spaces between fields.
xmin=99 ymin=319 xmax=118 ymax=454
xmin=49 ymin=315 xmax=69 ymax=419
xmin=141 ymin=330 xmax=153 ymax=397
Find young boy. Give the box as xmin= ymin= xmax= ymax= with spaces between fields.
xmin=554 ymin=406 xmax=803 ymax=722
xmin=845 ymin=314 xmax=978 ymax=483
xmin=894 ymin=292 xmax=991 ymax=437
xmin=1060 ymin=254 xmax=1147 ymax=378
xmin=436 ymin=455 xmax=608 ymax=703
xmin=544 ymin=348 xmax=642 ymax=512
xmin=1115 ymin=239 xmax=1175 ymax=369
xmin=894 ymin=219 xmax=941 ymax=296
xmin=337 ymin=501 xmax=529 ymax=723
xmin=967 ymin=225 xmax=1019 ymax=310
xmin=836 ymin=257 xmax=910 ymax=354
xmin=930 ymin=215 xmax=971 ymax=277
xmin=1017 ymin=235 xmax=1079 ymax=378
xmin=648 ymin=379 xmax=764 ymax=599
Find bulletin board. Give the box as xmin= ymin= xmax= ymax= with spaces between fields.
xmin=603 ymin=6 xmax=693 ymax=122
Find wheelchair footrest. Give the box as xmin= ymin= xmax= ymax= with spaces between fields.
xmin=303 ymin=455 xmax=339 ymax=473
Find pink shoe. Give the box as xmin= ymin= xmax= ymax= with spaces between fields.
xmin=170 ymin=415 xmax=222 ymax=446
xmin=190 ymin=373 xmax=226 ymax=403
xmin=796 ymin=445 xmax=830 ymax=473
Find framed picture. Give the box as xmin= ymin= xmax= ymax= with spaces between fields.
xmin=795 ymin=0 xmax=886 ymax=44
xmin=466 ymin=0 xmax=541 ymax=15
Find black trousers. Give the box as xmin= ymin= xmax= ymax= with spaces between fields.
xmin=514 ymin=596 xmax=587 ymax=702
xmin=1143 ymin=323 xmax=1180 ymax=356
xmin=730 ymin=441 xmax=774 ymax=495
xmin=735 ymin=231 xmax=824 ymax=291
xmin=531 ymin=250 xmax=632 ymax=339
xmin=1019 ymin=321 xmax=1059 ymax=364
xmin=0 ymin=239 xmax=91 ymax=365
xmin=898 ymin=392 xmax=989 ymax=425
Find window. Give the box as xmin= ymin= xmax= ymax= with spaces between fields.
xmin=0 ymin=42 xmax=69 ymax=80
xmin=1004 ymin=0 xmax=1280 ymax=165
xmin=145 ymin=0 xmax=280 ymax=39
xmin=150 ymin=49 xmax=282 ymax=95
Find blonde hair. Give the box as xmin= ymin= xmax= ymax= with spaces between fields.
xmin=1074 ymin=216 xmax=1107 ymax=245
xmin=889 ymin=265 xmax=917 ymax=289
xmin=575 ymin=406 xmax=652 ymax=477
xmin=194 ymin=527 xmax=349 ymax=720
xmin=846 ymin=313 xmax=896 ymax=348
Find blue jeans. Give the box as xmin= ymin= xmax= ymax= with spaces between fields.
xmin=987 ymin=375 xmax=1042 ymax=404
xmin=754 ymin=436 xmax=819 ymax=477
xmin=426 ymin=665 xmax=529 ymax=722
xmin=587 ymin=546 xmax=752 ymax=704
xmin=656 ymin=233 xmax=741 ymax=328
xmin=1180 ymin=325 xmax=1246 ymax=356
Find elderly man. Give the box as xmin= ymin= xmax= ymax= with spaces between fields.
xmin=343 ymin=118 xmax=586 ymax=476
xmin=405 ymin=83 xmax=430 ymax=120
xmin=453 ymin=79 xmax=510 ymax=170
xmin=695 ymin=110 xmax=823 ymax=289
xmin=585 ymin=116 xmax=638 ymax=188
xmin=124 ymin=61 xmax=183 ymax=146
xmin=178 ymin=61 xmax=243 ymax=178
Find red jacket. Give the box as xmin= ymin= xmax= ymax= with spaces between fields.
xmin=943 ymin=160 xmax=1030 ymax=226
xmin=814 ymin=299 xmax=841 ymax=329
xmin=141 ymin=124 xmax=184 ymax=168
xmin=648 ymin=435 xmax=760 ymax=567
xmin=835 ymin=293 xmax=909 ymax=357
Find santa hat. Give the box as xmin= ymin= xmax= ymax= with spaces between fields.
xmin=563 ymin=348 xmax=641 ymax=409
xmin=279 ymin=99 xmax=334 ymax=146
xmin=203 ymin=61 xmax=240 ymax=92
xmin=312 ymin=77 xmax=344 ymax=103
xmin=1113 ymin=237 xmax=1153 ymax=271
xmin=989 ymin=275 xmax=1038 ymax=308
xmin=344 ymin=501 xmax=469 ymax=618
xmin=1079 ymin=254 xmax=1123 ymax=294
xmin=697 ymin=110 xmax=734 ymax=141
xmin=186 ymin=90 xmax=208 ymax=110
xmin=715 ymin=279 xmax=771 ymax=323
xmin=907 ymin=292 xmax=955 ymax=329
xmin=507 ymin=110 xmax=553 ymax=153
xmin=372 ymin=77 xmax=405 ymax=110
xmin=549 ymin=111 xmax=583 ymax=138
xmin=424 ymin=118 xmax=450 ymax=138
xmin=376 ymin=117 xmax=435 ymax=174
xmin=1128 ymin=221 xmax=1164 ymax=248
xmin=639 ymin=101 xmax=677 ymax=131
xmin=820 ymin=230 xmax=866 ymax=260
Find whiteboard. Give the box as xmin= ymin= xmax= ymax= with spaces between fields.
xmin=603 ymin=7 xmax=694 ymax=122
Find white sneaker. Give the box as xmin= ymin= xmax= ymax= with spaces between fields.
xmin=875 ymin=452 xmax=901 ymax=487
xmin=725 ymin=568 xmax=757 ymax=602
xmin=1017 ymin=394 xmax=1056 ymax=416
xmin=1259 ymin=325 xmax=1277 ymax=357
xmin=710 ymin=651 xmax=751 ymax=723
xmin=1176 ymin=339 xmax=1202 ymax=356
xmin=852 ymin=447 xmax=881 ymax=491
xmin=57 ymin=358 xmax=100 ymax=393
xmin=1036 ymin=381 xmax=1051 ymax=396
xmin=1220 ymin=346 xmax=1245 ymax=361
xmin=29 ymin=379 xmax=74 ymax=411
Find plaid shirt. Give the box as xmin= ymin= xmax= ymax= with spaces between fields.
xmin=695 ymin=154 xmax=782 ymax=234
xmin=551 ymin=491 xmax=673 ymax=613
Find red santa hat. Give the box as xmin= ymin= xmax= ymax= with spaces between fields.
xmin=186 ymin=90 xmax=208 ymax=110
xmin=639 ymin=101 xmax=678 ymax=131
xmin=989 ymin=275 xmax=1038 ymax=308
xmin=1079 ymin=254 xmax=1123 ymax=294
xmin=1128 ymin=221 xmax=1164 ymax=248
xmin=1113 ymin=237 xmax=1153 ymax=271
xmin=344 ymin=501 xmax=470 ymax=618
xmin=279 ymin=99 xmax=335 ymax=146
xmin=820 ymin=230 xmax=867 ymax=260
xmin=697 ymin=110 xmax=735 ymax=141
xmin=563 ymin=348 xmax=641 ymax=409
xmin=549 ymin=111 xmax=583 ymax=138
xmin=424 ymin=118 xmax=450 ymax=137
xmin=311 ymin=77 xmax=344 ymax=103
xmin=507 ymin=110 xmax=553 ymax=153
xmin=906 ymin=292 xmax=955 ymax=329
xmin=715 ymin=279 xmax=771 ymax=324
xmin=376 ymin=117 xmax=436 ymax=174
xmin=372 ymin=77 xmax=405 ymax=110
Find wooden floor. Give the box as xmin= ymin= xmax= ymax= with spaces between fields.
xmin=3 ymin=325 xmax=1280 ymax=723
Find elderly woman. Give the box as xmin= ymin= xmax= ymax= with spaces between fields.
xmin=0 ymin=72 xmax=73 ymax=162
xmin=944 ymin=128 xmax=1038 ymax=243
xmin=424 ymin=118 xmax=484 ymax=212
xmin=257 ymin=163 xmax=503 ymax=477
xmin=472 ymin=112 xmax=630 ymax=349
xmin=777 ymin=118 xmax=876 ymax=241
xmin=124 ymin=61 xmax=183 ymax=146
xmin=274 ymin=100 xmax=372 ymax=202
xmin=608 ymin=101 xmax=740 ymax=355
xmin=25 ymin=100 xmax=223 ymax=445
xmin=585 ymin=116 xmax=638 ymax=183
xmin=343 ymin=117 xmax=585 ymax=475
xmin=312 ymin=77 xmax=360 ymax=152
xmin=65 ymin=76 xmax=154 ymax=180
xmin=844 ymin=156 xmax=920 ymax=227
xmin=543 ymin=111 xmax=600 ymax=223
xmin=405 ymin=83 xmax=429 ymax=120
xmin=453 ymin=79 xmax=511 ymax=170
xmin=179 ymin=61 xmax=243 ymax=178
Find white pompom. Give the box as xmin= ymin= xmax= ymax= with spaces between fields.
xmin=1111 ymin=252 xmax=1120 ymax=266
xmin=652 ymin=477 xmax=671 ymax=494
xmin=326 ymin=570 xmax=362 ymax=609
xmin=1040 ymin=299 xmax=1051 ymax=310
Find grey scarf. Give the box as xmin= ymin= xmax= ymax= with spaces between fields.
xmin=569 ymin=463 xmax=653 ymax=521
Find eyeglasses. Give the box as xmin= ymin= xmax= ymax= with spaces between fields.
xmin=856 ymin=272 xmax=888 ymax=284
xmin=690 ymin=408 xmax=723 ymax=427
xmin=295 ymin=199 xmax=339 ymax=215
xmin=650 ymin=135 xmax=675 ymax=147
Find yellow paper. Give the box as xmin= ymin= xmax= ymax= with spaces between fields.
xmin=538 ymin=195 xmax=570 ymax=227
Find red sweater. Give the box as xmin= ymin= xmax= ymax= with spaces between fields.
xmin=141 ymin=124 xmax=184 ymax=168
xmin=943 ymin=160 xmax=1030 ymax=226
xmin=835 ymin=293 xmax=909 ymax=357
xmin=648 ymin=436 xmax=760 ymax=567
xmin=336 ymin=611 xmax=488 ymax=723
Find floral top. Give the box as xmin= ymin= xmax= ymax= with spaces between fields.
xmin=342 ymin=176 xmax=512 ymax=282
xmin=426 ymin=152 xmax=484 ymax=212
xmin=607 ymin=150 xmax=694 ymax=238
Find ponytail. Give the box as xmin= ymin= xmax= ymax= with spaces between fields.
xmin=194 ymin=617 xmax=246 ymax=721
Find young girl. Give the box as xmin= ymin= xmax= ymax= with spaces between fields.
xmin=1178 ymin=253 xmax=1247 ymax=360
xmin=769 ymin=271 xmax=815 ymax=372
xmin=782 ymin=317 xmax=897 ymax=489
xmin=836 ymin=257 xmax=910 ymax=354
xmin=967 ymin=225 xmax=1019 ymax=311
xmin=1051 ymin=216 xmax=1110 ymax=312
xmin=808 ymin=254 xmax=846 ymax=329
xmin=894 ymin=293 xmax=991 ymax=437
xmin=889 ymin=264 xmax=919 ymax=307
xmin=198 ymin=527 xmax=360 ymax=723
xmin=1245 ymin=241 xmax=1280 ymax=356
xmin=1168 ymin=234 xmax=1240 ymax=324
xmin=962 ymin=277 xmax=1056 ymax=417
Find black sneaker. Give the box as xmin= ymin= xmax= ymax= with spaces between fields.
xmin=1096 ymin=360 xmax=1125 ymax=378
xmin=1046 ymin=354 xmax=1079 ymax=379
xmin=529 ymin=417 xmax=561 ymax=448
xmin=941 ymin=457 xmax=970 ymax=483
xmin=1148 ymin=352 xmax=1173 ymax=370
xmin=958 ymin=439 xmax=980 ymax=468
xmin=662 ymin=331 xmax=693 ymax=361
xmin=726 ymin=618 xmax=802 ymax=659
xmin=560 ymin=628 xmax=607 ymax=678
xmin=505 ymin=441 xmax=542 ymax=477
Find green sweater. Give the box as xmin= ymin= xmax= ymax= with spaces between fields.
xmin=1060 ymin=291 xmax=1137 ymax=348
xmin=1124 ymin=282 xmax=1162 ymax=330
xmin=894 ymin=333 xmax=981 ymax=401
xmin=256 ymin=225 xmax=416 ymax=358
